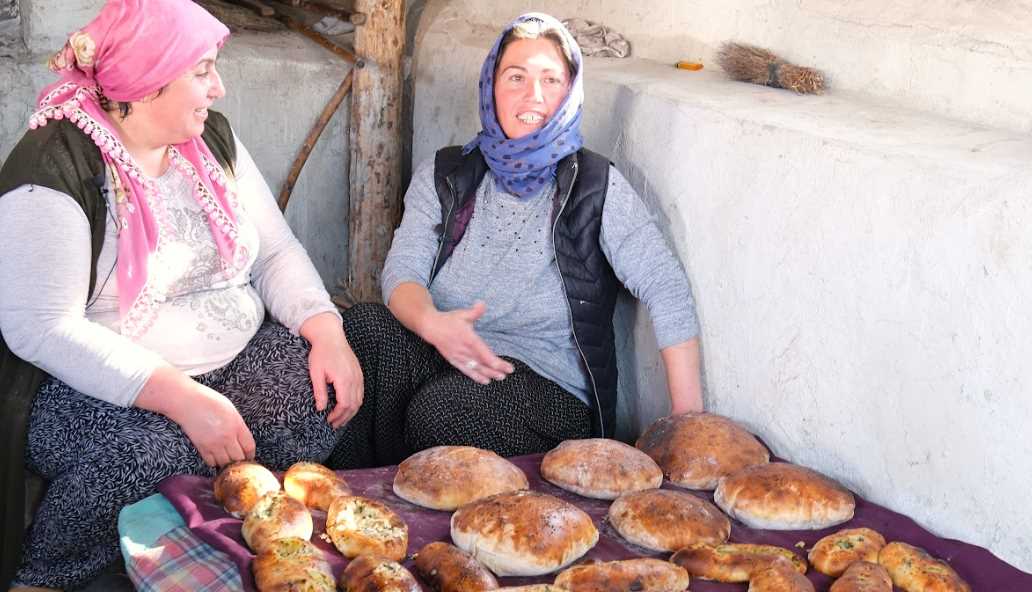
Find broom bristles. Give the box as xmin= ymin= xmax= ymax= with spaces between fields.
xmin=717 ymin=42 xmax=825 ymax=94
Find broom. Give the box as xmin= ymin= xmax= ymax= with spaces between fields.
xmin=716 ymin=42 xmax=825 ymax=94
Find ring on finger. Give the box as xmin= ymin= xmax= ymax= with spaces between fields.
xmin=464 ymin=359 xmax=478 ymax=371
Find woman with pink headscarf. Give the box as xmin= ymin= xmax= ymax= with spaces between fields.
xmin=0 ymin=1 xmax=363 ymax=588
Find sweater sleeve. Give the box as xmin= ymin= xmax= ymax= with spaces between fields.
xmin=0 ymin=185 xmax=165 ymax=406
xmin=380 ymin=157 xmax=442 ymax=303
xmin=600 ymin=166 xmax=700 ymax=348
xmin=233 ymin=135 xmax=341 ymax=333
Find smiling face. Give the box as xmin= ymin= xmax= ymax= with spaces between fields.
xmin=134 ymin=47 xmax=226 ymax=145
xmin=492 ymin=36 xmax=572 ymax=140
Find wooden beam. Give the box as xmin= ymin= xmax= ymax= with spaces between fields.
xmin=340 ymin=0 xmax=405 ymax=305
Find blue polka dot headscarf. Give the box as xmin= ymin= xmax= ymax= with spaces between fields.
xmin=462 ymin=13 xmax=585 ymax=197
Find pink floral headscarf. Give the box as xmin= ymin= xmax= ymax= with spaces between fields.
xmin=30 ymin=0 xmax=247 ymax=339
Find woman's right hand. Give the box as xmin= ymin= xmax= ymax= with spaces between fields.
xmin=423 ymin=301 xmax=515 ymax=384
xmin=135 ymin=366 xmax=256 ymax=468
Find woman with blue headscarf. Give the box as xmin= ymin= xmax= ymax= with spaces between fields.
xmin=331 ymin=13 xmax=701 ymax=465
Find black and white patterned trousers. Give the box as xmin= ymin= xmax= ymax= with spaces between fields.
xmin=328 ymin=303 xmax=592 ymax=469
xmin=16 ymin=321 xmax=340 ymax=590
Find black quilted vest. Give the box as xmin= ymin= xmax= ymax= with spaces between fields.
xmin=430 ymin=146 xmax=619 ymax=437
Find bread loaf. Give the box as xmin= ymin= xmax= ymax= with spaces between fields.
xmin=541 ymin=439 xmax=662 ymax=499
xmin=451 ymin=490 xmax=598 ymax=576
xmin=242 ymin=491 xmax=314 ymax=554
xmin=714 ymin=463 xmax=854 ymax=530
xmin=607 ymin=489 xmax=730 ymax=552
xmin=214 ymin=460 xmax=281 ymax=518
xmin=394 ymin=446 xmax=529 ymax=511
xmin=829 ymin=561 xmax=892 ymax=592
xmin=340 ymin=554 xmax=421 ymax=592
xmin=808 ymin=527 xmax=886 ymax=576
xmin=747 ymin=558 xmax=815 ymax=592
xmin=252 ymin=537 xmax=335 ymax=592
xmin=670 ymin=543 xmax=807 ymax=583
xmin=636 ymin=413 xmax=769 ymax=490
xmin=878 ymin=542 xmax=971 ymax=592
xmin=326 ymin=495 xmax=409 ymax=561
xmin=413 ymin=541 xmax=499 ymax=592
xmin=553 ymin=558 xmax=690 ymax=592
xmin=284 ymin=461 xmax=351 ymax=512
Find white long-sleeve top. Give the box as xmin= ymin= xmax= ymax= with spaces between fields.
xmin=0 ymin=135 xmax=338 ymax=407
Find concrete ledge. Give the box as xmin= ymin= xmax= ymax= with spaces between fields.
xmin=0 ymin=30 xmax=353 ymax=288
xmin=413 ymin=25 xmax=1032 ymax=571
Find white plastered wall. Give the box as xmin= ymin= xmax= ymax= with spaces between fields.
xmin=412 ymin=0 xmax=1032 ymax=572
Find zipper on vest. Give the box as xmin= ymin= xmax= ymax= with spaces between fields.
xmin=430 ymin=176 xmax=458 ymax=284
xmin=551 ymin=160 xmax=606 ymax=435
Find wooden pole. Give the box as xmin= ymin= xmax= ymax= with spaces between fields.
xmin=339 ymin=0 xmax=405 ymax=305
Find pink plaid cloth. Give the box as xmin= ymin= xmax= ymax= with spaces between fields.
xmin=127 ymin=526 xmax=242 ymax=592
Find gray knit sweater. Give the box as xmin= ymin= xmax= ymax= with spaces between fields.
xmin=382 ymin=158 xmax=699 ymax=403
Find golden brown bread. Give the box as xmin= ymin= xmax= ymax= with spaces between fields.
xmin=326 ymin=496 xmax=409 ymax=561
xmin=878 ymin=542 xmax=971 ymax=592
xmin=808 ymin=527 xmax=886 ymax=576
xmin=496 ymin=587 xmax=570 ymax=592
xmin=213 ymin=460 xmax=281 ymax=518
xmin=829 ymin=561 xmax=893 ymax=592
xmin=714 ymin=462 xmax=855 ymax=530
xmin=553 ymin=558 xmax=690 ymax=592
xmin=541 ymin=439 xmax=663 ymax=500
xmin=251 ymin=537 xmax=335 ymax=592
xmin=413 ymin=541 xmax=499 ymax=592
xmin=747 ymin=558 xmax=815 ymax=592
xmin=242 ymin=491 xmax=314 ymax=554
xmin=635 ymin=413 xmax=769 ymax=489
xmin=669 ymin=543 xmax=807 ymax=583
xmin=393 ymin=446 xmax=529 ymax=510
xmin=451 ymin=490 xmax=599 ymax=576
xmin=283 ymin=462 xmax=351 ymax=512
xmin=607 ymin=489 xmax=730 ymax=552
xmin=341 ymin=554 xmax=421 ymax=592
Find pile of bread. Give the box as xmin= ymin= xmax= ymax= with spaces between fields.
xmin=212 ymin=412 xmax=971 ymax=592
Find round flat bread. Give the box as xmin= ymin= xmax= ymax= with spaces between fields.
xmin=829 ymin=561 xmax=892 ymax=592
xmin=607 ymin=489 xmax=730 ymax=552
xmin=451 ymin=490 xmax=598 ymax=577
xmin=808 ymin=527 xmax=886 ymax=576
xmin=670 ymin=543 xmax=807 ymax=583
xmin=242 ymin=491 xmax=314 ymax=554
xmin=283 ymin=461 xmax=351 ymax=512
xmin=714 ymin=462 xmax=855 ymax=530
xmin=326 ymin=495 xmax=409 ymax=561
xmin=541 ymin=439 xmax=662 ymax=500
xmin=252 ymin=537 xmax=335 ymax=592
xmin=635 ymin=413 xmax=769 ymax=489
xmin=553 ymin=558 xmax=690 ymax=592
xmin=213 ymin=460 xmax=281 ymax=518
xmin=394 ymin=446 xmax=529 ymax=510
xmin=748 ymin=558 xmax=815 ymax=592
xmin=878 ymin=542 xmax=971 ymax=592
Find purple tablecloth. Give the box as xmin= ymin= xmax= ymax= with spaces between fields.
xmin=157 ymin=454 xmax=1031 ymax=591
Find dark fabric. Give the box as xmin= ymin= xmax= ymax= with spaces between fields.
xmin=327 ymin=303 xmax=591 ymax=469
xmin=158 ymin=451 xmax=1032 ymax=592
xmin=0 ymin=110 xmax=236 ymax=589
xmin=15 ymin=321 xmax=338 ymax=589
xmin=430 ymin=146 xmax=619 ymax=437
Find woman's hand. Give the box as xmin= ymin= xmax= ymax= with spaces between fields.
xmin=301 ymin=311 xmax=364 ymax=429
xmin=423 ymin=301 xmax=515 ymax=384
xmin=136 ymin=366 xmax=256 ymax=468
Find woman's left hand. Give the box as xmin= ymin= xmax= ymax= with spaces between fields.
xmin=301 ymin=312 xmax=364 ymax=429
